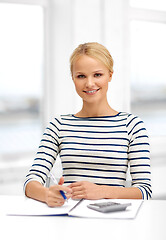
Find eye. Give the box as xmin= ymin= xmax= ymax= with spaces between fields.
xmin=94 ymin=73 xmax=102 ymax=77
xmin=77 ymin=74 xmax=86 ymax=79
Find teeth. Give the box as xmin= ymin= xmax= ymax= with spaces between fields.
xmin=86 ymin=90 xmax=97 ymax=93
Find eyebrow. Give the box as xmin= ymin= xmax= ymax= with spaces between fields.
xmin=93 ymin=70 xmax=103 ymax=72
xmin=75 ymin=70 xmax=104 ymax=74
xmin=75 ymin=72 xmax=84 ymax=74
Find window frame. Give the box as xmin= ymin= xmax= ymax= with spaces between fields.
xmin=128 ymin=2 xmax=166 ymax=162
xmin=0 ymin=0 xmax=47 ymax=6
xmin=0 ymin=0 xmax=51 ymax=127
xmin=129 ymin=5 xmax=166 ymax=23
xmin=0 ymin=0 xmax=48 ymax=156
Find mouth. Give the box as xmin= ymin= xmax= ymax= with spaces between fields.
xmin=83 ymin=89 xmax=100 ymax=95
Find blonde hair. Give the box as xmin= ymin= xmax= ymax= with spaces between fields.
xmin=70 ymin=42 xmax=114 ymax=76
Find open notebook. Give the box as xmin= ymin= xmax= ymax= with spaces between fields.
xmin=3 ymin=196 xmax=143 ymax=219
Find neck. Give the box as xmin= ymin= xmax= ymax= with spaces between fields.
xmin=75 ymin=99 xmax=118 ymax=118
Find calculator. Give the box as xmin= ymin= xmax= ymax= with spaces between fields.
xmin=87 ymin=201 xmax=131 ymax=213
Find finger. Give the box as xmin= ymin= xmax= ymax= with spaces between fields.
xmin=50 ymin=185 xmax=72 ymax=194
xmin=70 ymin=185 xmax=83 ymax=193
xmin=58 ymin=176 xmax=64 ymax=185
xmin=71 ymin=185 xmax=85 ymax=197
xmin=49 ymin=195 xmax=65 ymax=203
xmin=72 ymin=194 xmax=84 ymax=200
xmin=48 ymin=199 xmax=65 ymax=207
xmin=69 ymin=182 xmax=82 ymax=188
xmin=48 ymin=188 xmax=65 ymax=201
xmin=46 ymin=192 xmax=65 ymax=206
xmin=49 ymin=186 xmax=72 ymax=202
xmin=57 ymin=185 xmax=72 ymax=194
xmin=65 ymin=193 xmax=72 ymax=200
xmin=72 ymin=190 xmax=84 ymax=198
xmin=71 ymin=186 xmax=83 ymax=195
xmin=54 ymin=200 xmax=65 ymax=207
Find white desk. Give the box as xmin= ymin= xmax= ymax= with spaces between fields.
xmin=0 ymin=196 xmax=166 ymax=240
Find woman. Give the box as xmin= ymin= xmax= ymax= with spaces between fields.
xmin=24 ymin=42 xmax=152 ymax=207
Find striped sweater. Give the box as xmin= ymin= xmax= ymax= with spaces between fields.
xmin=24 ymin=112 xmax=152 ymax=199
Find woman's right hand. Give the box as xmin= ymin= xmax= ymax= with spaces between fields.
xmin=45 ymin=177 xmax=72 ymax=207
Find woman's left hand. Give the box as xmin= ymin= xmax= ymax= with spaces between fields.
xmin=68 ymin=181 xmax=104 ymax=200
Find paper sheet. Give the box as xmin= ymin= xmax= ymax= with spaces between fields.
xmin=69 ymin=199 xmax=143 ymax=219
xmin=3 ymin=196 xmax=143 ymax=219
xmin=5 ymin=196 xmax=78 ymax=216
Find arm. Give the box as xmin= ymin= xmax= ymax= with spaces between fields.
xmin=127 ymin=115 xmax=152 ymax=199
xmin=24 ymin=117 xmax=73 ymax=206
xmin=69 ymin=181 xmax=142 ymax=200
xmin=102 ymin=185 xmax=142 ymax=199
xmin=24 ymin=118 xmax=60 ymax=191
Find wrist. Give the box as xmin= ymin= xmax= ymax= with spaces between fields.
xmin=44 ymin=187 xmax=49 ymax=204
xmin=101 ymin=185 xmax=119 ymax=199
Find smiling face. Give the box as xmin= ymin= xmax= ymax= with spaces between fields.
xmin=72 ymin=55 xmax=112 ymax=105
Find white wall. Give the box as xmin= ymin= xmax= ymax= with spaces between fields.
xmin=44 ymin=0 xmax=75 ymax=123
xmin=44 ymin=0 xmax=130 ymax=124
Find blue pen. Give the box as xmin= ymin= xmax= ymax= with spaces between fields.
xmin=59 ymin=190 xmax=67 ymax=201
xmin=49 ymin=173 xmax=67 ymax=202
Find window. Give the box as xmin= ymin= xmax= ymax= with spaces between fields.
xmin=0 ymin=3 xmax=44 ymax=191
xmin=129 ymin=1 xmax=166 ymax=198
xmin=130 ymin=0 xmax=166 ymax=11
xmin=129 ymin=1 xmax=166 ymax=139
xmin=130 ymin=20 xmax=166 ymax=136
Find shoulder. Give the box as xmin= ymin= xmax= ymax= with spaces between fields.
xmin=122 ymin=112 xmax=147 ymax=138
xmin=49 ymin=114 xmax=73 ymax=126
xmin=125 ymin=113 xmax=144 ymax=127
xmin=115 ymin=112 xmax=143 ymax=125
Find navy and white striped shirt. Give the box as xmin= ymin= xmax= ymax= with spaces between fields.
xmin=24 ymin=112 xmax=152 ymax=199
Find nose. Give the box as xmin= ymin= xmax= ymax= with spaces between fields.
xmin=85 ymin=77 xmax=95 ymax=88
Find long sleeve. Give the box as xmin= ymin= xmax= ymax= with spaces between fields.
xmin=126 ymin=114 xmax=152 ymax=199
xmin=24 ymin=113 xmax=152 ymax=199
xmin=23 ymin=117 xmax=61 ymax=190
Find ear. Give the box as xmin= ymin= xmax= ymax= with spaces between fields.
xmin=108 ymin=71 xmax=113 ymax=82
